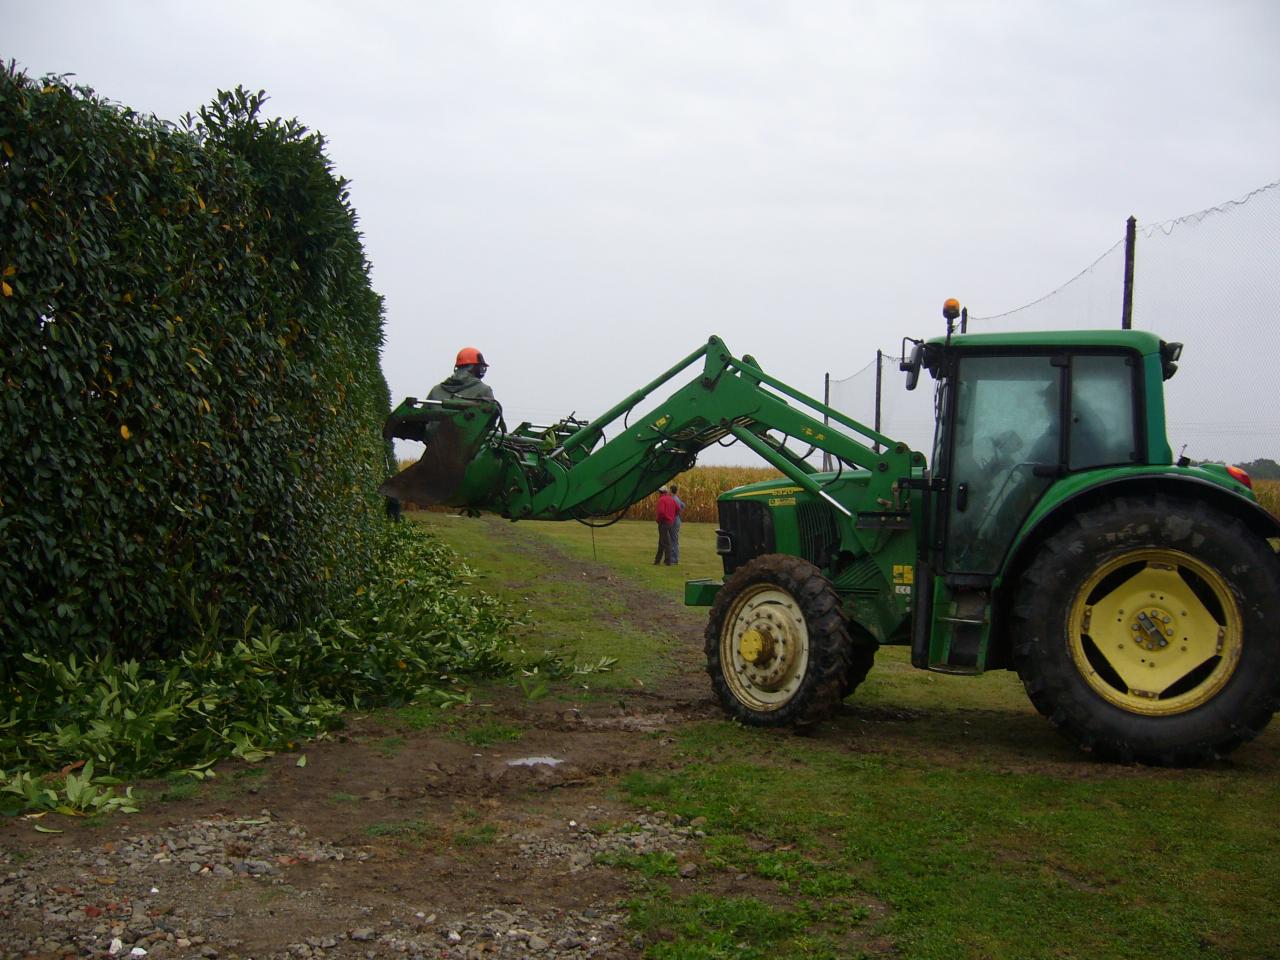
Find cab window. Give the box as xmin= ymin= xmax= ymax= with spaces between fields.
xmin=1069 ymin=355 xmax=1139 ymax=470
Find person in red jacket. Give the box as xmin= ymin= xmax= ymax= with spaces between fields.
xmin=654 ymin=486 xmax=678 ymax=565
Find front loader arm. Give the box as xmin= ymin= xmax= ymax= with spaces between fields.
xmin=382 ymin=336 xmax=921 ymax=521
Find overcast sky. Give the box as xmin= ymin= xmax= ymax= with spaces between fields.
xmin=8 ymin=1 xmax=1279 ymax=463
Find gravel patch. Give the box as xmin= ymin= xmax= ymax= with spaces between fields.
xmin=511 ymin=809 xmax=704 ymax=874
xmin=1 ymin=808 xmax=705 ymax=959
xmin=2 ymin=812 xmax=351 ymax=959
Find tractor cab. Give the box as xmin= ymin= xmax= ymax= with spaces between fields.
xmin=903 ymin=325 xmax=1181 ymax=673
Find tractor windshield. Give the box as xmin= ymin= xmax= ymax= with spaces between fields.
xmin=936 ymin=348 xmax=1144 ymax=575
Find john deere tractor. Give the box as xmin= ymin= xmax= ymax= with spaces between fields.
xmin=383 ymin=308 xmax=1280 ymax=765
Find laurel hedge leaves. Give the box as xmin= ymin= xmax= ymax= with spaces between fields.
xmin=0 ymin=67 xmax=393 ymax=670
xmin=1 ymin=525 xmax=516 ymax=805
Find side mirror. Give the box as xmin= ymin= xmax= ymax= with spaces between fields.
xmin=900 ymin=340 xmax=924 ymax=391
xmin=1159 ymin=340 xmax=1183 ymax=381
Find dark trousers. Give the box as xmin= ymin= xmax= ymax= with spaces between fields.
xmin=654 ymin=521 xmax=674 ymax=565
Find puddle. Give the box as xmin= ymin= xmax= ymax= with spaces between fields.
xmin=506 ymin=756 xmax=564 ymax=767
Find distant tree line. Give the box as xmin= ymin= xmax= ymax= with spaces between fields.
xmin=1236 ymin=458 xmax=1280 ymax=480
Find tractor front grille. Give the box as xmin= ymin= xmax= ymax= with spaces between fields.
xmin=716 ymin=499 xmax=774 ymax=576
xmin=796 ymin=501 xmax=839 ymax=569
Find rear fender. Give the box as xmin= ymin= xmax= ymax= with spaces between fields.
xmin=986 ymin=471 xmax=1280 ymax=668
xmin=1009 ymin=471 xmax=1280 ymax=562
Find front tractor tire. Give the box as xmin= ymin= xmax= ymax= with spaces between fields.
xmin=705 ymin=555 xmax=870 ymax=727
xmin=1013 ymin=495 xmax=1280 ymax=765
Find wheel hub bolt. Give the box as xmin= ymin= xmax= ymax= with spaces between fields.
xmin=1132 ymin=606 xmax=1180 ymax=652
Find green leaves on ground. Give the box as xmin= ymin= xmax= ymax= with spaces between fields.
xmin=0 ymin=761 xmax=139 ymax=818
xmin=1 ymin=526 xmax=516 ymax=814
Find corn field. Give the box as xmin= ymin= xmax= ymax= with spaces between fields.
xmin=621 ymin=466 xmax=782 ymax=523
xmin=1256 ymin=479 xmax=1279 ymax=519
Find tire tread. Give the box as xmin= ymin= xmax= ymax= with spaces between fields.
xmin=705 ymin=554 xmax=870 ymax=727
xmin=1011 ymin=494 xmax=1280 ymax=765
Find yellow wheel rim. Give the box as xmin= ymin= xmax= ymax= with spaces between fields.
xmin=1067 ymin=548 xmax=1242 ymax=716
xmin=720 ymin=584 xmax=810 ymax=712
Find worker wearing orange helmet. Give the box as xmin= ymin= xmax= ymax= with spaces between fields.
xmin=428 ymin=346 xmax=495 ymax=403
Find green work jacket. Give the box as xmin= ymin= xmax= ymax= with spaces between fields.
xmin=428 ymin=370 xmax=494 ymax=402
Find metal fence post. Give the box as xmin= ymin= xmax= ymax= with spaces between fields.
xmin=874 ymin=350 xmax=883 ymax=454
xmin=822 ymin=372 xmax=832 ymax=471
xmin=1122 ymin=214 xmax=1136 ymax=329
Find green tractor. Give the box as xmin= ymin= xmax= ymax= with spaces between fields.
xmin=383 ymin=307 xmax=1280 ymax=764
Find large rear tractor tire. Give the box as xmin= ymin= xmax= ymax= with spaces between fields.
xmin=1012 ymin=495 xmax=1280 ymax=765
xmin=705 ymin=555 xmax=871 ymax=727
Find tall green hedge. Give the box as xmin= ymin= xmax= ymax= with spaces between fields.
xmin=0 ymin=68 xmax=392 ymax=668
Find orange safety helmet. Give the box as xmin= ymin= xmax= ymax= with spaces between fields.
xmin=455 ymin=347 xmax=487 ymax=368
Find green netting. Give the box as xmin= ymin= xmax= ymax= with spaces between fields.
xmin=826 ymin=181 xmax=1280 ymax=463
xmin=962 ymin=182 xmax=1280 ymax=461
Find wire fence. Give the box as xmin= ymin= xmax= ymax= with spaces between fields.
xmin=826 ymin=350 xmax=938 ymax=459
xmin=827 ymin=179 xmax=1280 ymax=463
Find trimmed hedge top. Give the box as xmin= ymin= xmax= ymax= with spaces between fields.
xmin=0 ymin=69 xmax=392 ymax=666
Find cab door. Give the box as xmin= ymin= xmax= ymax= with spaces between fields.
xmin=944 ymin=355 xmax=1064 ymax=575
xmin=911 ymin=354 xmax=1065 ymax=673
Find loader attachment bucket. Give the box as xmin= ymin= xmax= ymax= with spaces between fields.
xmin=379 ymin=399 xmax=499 ymax=507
